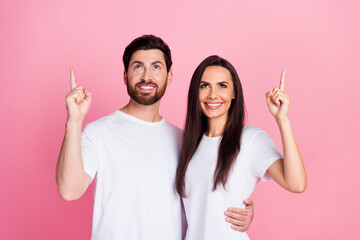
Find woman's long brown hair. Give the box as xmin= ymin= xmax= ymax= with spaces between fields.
xmin=176 ymin=55 xmax=245 ymax=197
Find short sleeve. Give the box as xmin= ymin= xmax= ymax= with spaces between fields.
xmin=81 ymin=124 xmax=100 ymax=180
xmin=250 ymin=130 xmax=283 ymax=181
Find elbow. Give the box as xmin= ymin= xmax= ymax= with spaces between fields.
xmin=291 ymin=185 xmax=307 ymax=193
xmin=57 ymin=185 xmax=82 ymax=201
xmin=289 ymin=181 xmax=307 ymax=193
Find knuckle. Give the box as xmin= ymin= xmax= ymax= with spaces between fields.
xmin=235 ymin=220 xmax=242 ymax=225
xmin=231 ymin=225 xmax=240 ymax=231
xmin=234 ymin=226 xmax=243 ymax=232
xmin=74 ymin=89 xmax=83 ymax=96
xmin=227 ymin=218 xmax=234 ymax=224
xmin=228 ymin=212 xmax=235 ymax=217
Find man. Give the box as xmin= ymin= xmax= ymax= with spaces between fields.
xmin=56 ymin=35 xmax=254 ymax=239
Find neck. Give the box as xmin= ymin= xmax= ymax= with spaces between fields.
xmin=120 ymin=98 xmax=162 ymax=122
xmin=206 ymin=115 xmax=228 ymax=137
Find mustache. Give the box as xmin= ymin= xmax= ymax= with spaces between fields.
xmin=135 ymin=80 xmax=158 ymax=88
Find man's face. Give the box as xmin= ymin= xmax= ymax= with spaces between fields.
xmin=124 ymin=49 xmax=172 ymax=105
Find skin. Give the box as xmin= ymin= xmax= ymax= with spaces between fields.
xmin=124 ymin=49 xmax=172 ymax=107
xmin=56 ymin=69 xmax=93 ymax=201
xmin=199 ymin=67 xmax=307 ymax=231
xmin=56 ymin=50 xmax=254 ymax=232
xmin=198 ymin=66 xmax=235 ymax=137
xmin=265 ymin=70 xmax=307 ymax=193
xmin=121 ymin=49 xmax=173 ymax=121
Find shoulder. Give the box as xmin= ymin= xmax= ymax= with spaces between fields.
xmin=163 ymin=120 xmax=183 ymax=137
xmin=241 ymin=125 xmax=274 ymax=149
xmin=83 ymin=111 xmax=118 ymax=134
xmin=162 ymin=120 xmax=183 ymax=149
xmin=242 ymin=125 xmax=267 ymax=140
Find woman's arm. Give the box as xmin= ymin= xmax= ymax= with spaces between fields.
xmin=265 ymin=70 xmax=307 ymax=193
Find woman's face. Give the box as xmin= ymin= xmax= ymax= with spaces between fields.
xmin=199 ymin=66 xmax=235 ymax=122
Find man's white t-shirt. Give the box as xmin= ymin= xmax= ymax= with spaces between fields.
xmin=183 ymin=126 xmax=282 ymax=240
xmin=81 ymin=110 xmax=185 ymax=240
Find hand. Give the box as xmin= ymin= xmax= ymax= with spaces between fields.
xmin=265 ymin=69 xmax=290 ymax=122
xmin=65 ymin=68 xmax=92 ymax=123
xmin=224 ymin=198 xmax=254 ymax=232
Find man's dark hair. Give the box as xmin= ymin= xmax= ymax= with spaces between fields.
xmin=123 ymin=35 xmax=172 ymax=72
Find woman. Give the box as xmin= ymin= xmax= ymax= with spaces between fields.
xmin=176 ymin=55 xmax=307 ymax=239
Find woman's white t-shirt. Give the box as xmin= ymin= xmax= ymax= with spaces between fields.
xmin=183 ymin=126 xmax=282 ymax=240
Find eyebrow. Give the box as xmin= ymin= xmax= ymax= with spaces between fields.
xmin=131 ymin=60 xmax=164 ymax=66
xmin=131 ymin=61 xmax=144 ymax=66
xmin=199 ymin=81 xmax=229 ymax=84
xmin=151 ymin=61 xmax=164 ymax=65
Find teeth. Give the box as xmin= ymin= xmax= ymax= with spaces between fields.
xmin=207 ymin=103 xmax=222 ymax=107
xmin=139 ymin=86 xmax=155 ymax=89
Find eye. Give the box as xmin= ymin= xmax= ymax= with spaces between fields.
xmin=200 ymin=83 xmax=209 ymax=88
xmin=153 ymin=65 xmax=160 ymax=70
xmin=219 ymin=84 xmax=227 ymax=88
xmin=134 ymin=64 xmax=143 ymax=70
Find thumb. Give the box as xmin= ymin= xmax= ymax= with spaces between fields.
xmin=84 ymin=88 xmax=92 ymax=101
xmin=243 ymin=198 xmax=254 ymax=207
xmin=265 ymin=91 xmax=272 ymax=104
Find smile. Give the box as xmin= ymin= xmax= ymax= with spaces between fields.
xmin=205 ymin=102 xmax=223 ymax=109
xmin=139 ymin=85 xmax=155 ymax=89
xmin=138 ymin=85 xmax=156 ymax=92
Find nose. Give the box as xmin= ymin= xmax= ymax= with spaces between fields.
xmin=141 ymin=69 xmax=152 ymax=81
xmin=208 ymin=87 xmax=218 ymax=99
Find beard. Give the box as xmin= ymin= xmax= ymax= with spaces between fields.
xmin=127 ymin=79 xmax=167 ymax=105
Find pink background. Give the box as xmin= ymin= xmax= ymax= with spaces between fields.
xmin=1 ymin=0 xmax=359 ymax=239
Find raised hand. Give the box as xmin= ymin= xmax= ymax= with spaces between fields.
xmin=65 ymin=68 xmax=92 ymax=122
xmin=265 ymin=69 xmax=290 ymax=122
xmin=224 ymin=198 xmax=254 ymax=232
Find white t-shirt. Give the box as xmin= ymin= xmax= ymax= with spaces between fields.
xmin=81 ymin=110 xmax=185 ymax=240
xmin=183 ymin=126 xmax=282 ymax=240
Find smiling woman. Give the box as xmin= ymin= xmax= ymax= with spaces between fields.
xmin=176 ymin=55 xmax=306 ymax=240
xmin=199 ymin=66 xmax=236 ymax=136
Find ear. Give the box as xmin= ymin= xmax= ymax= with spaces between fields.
xmin=123 ymin=70 xmax=128 ymax=85
xmin=166 ymin=68 xmax=173 ymax=86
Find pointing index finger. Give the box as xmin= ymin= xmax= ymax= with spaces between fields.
xmin=70 ymin=68 xmax=77 ymax=90
xmin=280 ymin=69 xmax=286 ymax=91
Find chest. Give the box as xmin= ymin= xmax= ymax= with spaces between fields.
xmin=185 ymin=139 xmax=258 ymax=197
xmin=97 ymin=125 xmax=180 ymax=180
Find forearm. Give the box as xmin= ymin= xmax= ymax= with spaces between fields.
xmin=56 ymin=120 xmax=88 ymax=200
xmin=277 ymin=117 xmax=307 ymax=192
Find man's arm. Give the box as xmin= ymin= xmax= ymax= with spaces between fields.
xmin=224 ymin=198 xmax=254 ymax=232
xmin=56 ymin=69 xmax=93 ymax=201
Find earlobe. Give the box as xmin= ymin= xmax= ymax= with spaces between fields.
xmin=123 ymin=70 xmax=128 ymax=85
xmin=167 ymin=69 xmax=173 ymax=85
